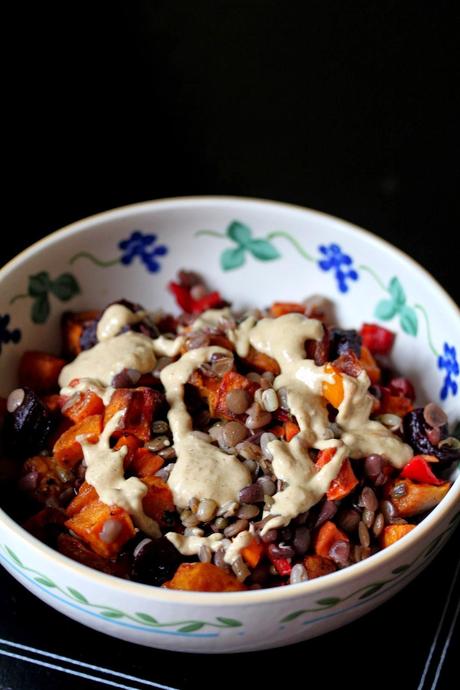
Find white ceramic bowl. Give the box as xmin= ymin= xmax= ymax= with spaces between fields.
xmin=0 ymin=197 xmax=458 ymax=653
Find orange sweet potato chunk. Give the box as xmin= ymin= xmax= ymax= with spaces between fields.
xmin=385 ymin=478 xmax=451 ymax=517
xmin=142 ymin=476 xmax=174 ymax=526
xmin=316 ymin=448 xmax=358 ymax=501
xmin=303 ymin=554 xmax=337 ymax=579
xmin=62 ymin=390 xmax=104 ymax=423
xmin=131 ymin=448 xmax=164 ymax=477
xmin=163 ymin=563 xmax=247 ymax=592
xmin=65 ymin=501 xmax=135 ymax=558
xmin=270 ymin=302 xmax=305 ymax=318
xmin=104 ymin=388 xmax=162 ymax=441
xmin=18 ymin=351 xmax=66 ymax=392
xmin=380 ymin=524 xmax=416 ymax=548
xmin=53 ymin=414 xmax=103 ymax=468
xmin=313 ymin=521 xmax=349 ymax=558
xmin=66 ymin=481 xmax=99 ymax=518
xmin=242 ymin=346 xmax=281 ymax=375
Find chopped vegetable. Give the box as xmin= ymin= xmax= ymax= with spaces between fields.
xmin=385 ymin=478 xmax=451 ymax=517
xmin=18 ymin=351 xmax=66 ymax=393
xmin=241 ymin=537 xmax=265 ymax=568
xmin=163 ymin=562 xmax=246 ymax=591
xmin=380 ymin=524 xmax=416 ymax=548
xmin=53 ymin=414 xmax=103 ymax=468
xmin=303 ymin=554 xmax=336 ymax=579
xmin=314 ymin=520 xmax=349 ymax=558
xmin=104 ymin=388 xmax=162 ymax=441
xmin=65 ymin=501 xmax=135 ymax=558
xmin=322 ymin=364 xmax=344 ymax=408
xmin=62 ymin=389 xmax=104 ymax=423
xmin=360 ymin=323 xmax=395 ymax=355
xmin=400 ymin=455 xmax=444 ymax=485
xmin=316 ymin=448 xmax=358 ymax=500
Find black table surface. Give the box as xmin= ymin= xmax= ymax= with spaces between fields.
xmin=2 ymin=2 xmax=459 ymax=689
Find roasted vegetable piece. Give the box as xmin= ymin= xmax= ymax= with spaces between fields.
xmin=21 ymin=454 xmax=73 ymax=506
xmin=380 ymin=524 xmax=416 ymax=548
xmin=242 ymin=346 xmax=281 ymax=375
xmin=328 ymin=327 xmax=362 ymax=359
xmin=360 ymin=323 xmax=395 ymax=355
xmin=62 ymin=390 xmax=104 ymax=423
xmin=65 ymin=501 xmax=135 ymax=558
xmin=169 ymin=281 xmax=224 ymax=314
xmin=57 ymin=533 xmax=130 ymax=576
xmin=241 ymin=537 xmax=265 ymax=568
xmin=131 ymin=536 xmax=184 ymax=585
xmin=270 ymin=302 xmax=305 ymax=318
xmin=403 ymin=408 xmax=460 ymax=463
xmin=316 ymin=448 xmax=358 ymax=501
xmin=65 ymin=481 xmax=99 ymax=517
xmin=131 ymin=448 xmax=164 ymax=477
xmin=4 ymin=387 xmax=53 ymax=457
xmin=18 ymin=351 xmax=66 ymax=393
xmin=400 ymin=456 xmax=444 ymax=485
xmin=142 ymin=476 xmax=175 ymax=526
xmin=113 ymin=435 xmax=142 ymax=469
xmin=163 ymin=562 xmax=246 ymax=591
xmin=104 ymin=388 xmax=163 ymax=441
xmin=385 ymin=478 xmax=451 ymax=517
xmin=322 ymin=364 xmax=344 ymax=407
xmin=313 ymin=520 xmax=349 ymax=558
xmin=303 ymin=554 xmax=337 ymax=579
xmin=214 ymin=371 xmax=258 ymax=420
xmin=380 ymin=393 xmax=413 ymax=417
xmin=61 ymin=310 xmax=101 ymax=357
xmin=53 ymin=414 xmax=103 ymax=468
xmin=359 ymin=345 xmax=381 ymax=384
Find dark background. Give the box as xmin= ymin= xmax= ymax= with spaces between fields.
xmin=2 ymin=2 xmax=459 ymax=689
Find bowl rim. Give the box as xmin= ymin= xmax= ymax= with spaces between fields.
xmin=1 ymin=195 xmax=459 ymax=607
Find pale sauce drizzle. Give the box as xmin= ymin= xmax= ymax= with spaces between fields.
xmin=160 ymin=347 xmax=251 ymax=509
xmin=79 ymin=411 xmax=160 ymax=538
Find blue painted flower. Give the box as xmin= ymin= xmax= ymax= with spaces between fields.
xmin=119 ymin=231 xmax=168 ymax=273
xmin=438 ymin=342 xmax=459 ymax=400
xmin=0 ymin=314 xmax=21 ymax=354
xmin=317 ymin=243 xmax=358 ymax=293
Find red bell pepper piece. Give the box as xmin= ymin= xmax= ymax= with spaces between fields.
xmin=400 ymin=456 xmax=444 ymax=485
xmin=169 ymin=282 xmax=223 ymax=314
xmin=271 ymin=557 xmax=292 ymax=577
xmin=360 ymin=324 xmax=395 ymax=355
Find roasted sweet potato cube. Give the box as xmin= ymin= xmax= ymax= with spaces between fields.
xmin=214 ymin=371 xmax=258 ymax=420
xmin=62 ymin=390 xmax=104 ymax=423
xmin=66 ymin=481 xmax=99 ymax=517
xmin=313 ymin=520 xmax=349 ymax=558
xmin=113 ymin=434 xmax=142 ymax=469
xmin=131 ymin=448 xmax=164 ymax=477
xmin=316 ymin=449 xmax=358 ymax=501
xmin=188 ymin=370 xmax=221 ymax=415
xmin=65 ymin=501 xmax=135 ymax=558
xmin=303 ymin=554 xmax=337 ymax=579
xmin=53 ymin=414 xmax=103 ymax=468
xmin=104 ymin=388 xmax=162 ymax=441
xmin=57 ymin=533 xmax=130 ymax=576
xmin=242 ymin=346 xmax=280 ymax=376
xmin=380 ymin=524 xmax=416 ymax=548
xmin=270 ymin=302 xmax=306 ymax=318
xmin=163 ymin=562 xmax=246 ymax=591
xmin=61 ymin=310 xmax=101 ymax=357
xmin=142 ymin=476 xmax=174 ymax=526
xmin=18 ymin=351 xmax=66 ymax=392
xmin=385 ymin=478 xmax=451 ymax=517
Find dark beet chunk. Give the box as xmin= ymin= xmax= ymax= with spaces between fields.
xmin=4 ymin=387 xmax=53 ymax=457
xmin=403 ymin=408 xmax=460 ymax=464
xmin=79 ymin=319 xmax=99 ymax=350
xmin=132 ymin=536 xmax=184 ymax=586
xmin=329 ymin=327 xmax=362 ymax=359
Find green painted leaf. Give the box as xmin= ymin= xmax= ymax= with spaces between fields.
xmin=28 ymin=272 xmax=52 ymax=297
xmin=216 ymin=617 xmax=242 ymax=627
xmin=50 ymin=273 xmax=80 ymax=301
xmin=358 ymin=582 xmax=386 ymax=599
xmin=34 ymin=576 xmax=57 ymax=588
xmin=227 ymin=221 xmax=252 ymax=246
xmin=31 ymin=294 xmax=50 ymax=324
xmin=375 ymin=299 xmax=398 ymax=320
xmin=177 ymin=622 xmax=204 ymax=633
xmin=247 ymin=238 xmax=280 ymax=261
xmin=399 ymin=305 xmax=418 ymax=336
xmin=281 ymin=610 xmax=307 ymax=623
xmin=391 ymin=564 xmax=410 ymax=575
xmin=388 ymin=277 xmax=406 ymax=306
xmin=135 ymin=613 xmax=158 ymax=624
xmin=67 ymin=588 xmax=88 ymax=603
xmin=101 ymin=609 xmax=124 ymax=619
xmin=221 ymin=246 xmax=246 ymax=271
xmin=4 ymin=546 xmax=23 ymax=567
xmin=316 ymin=597 xmax=341 ymax=607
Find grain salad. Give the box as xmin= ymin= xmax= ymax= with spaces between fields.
xmin=1 ymin=270 xmax=458 ymax=592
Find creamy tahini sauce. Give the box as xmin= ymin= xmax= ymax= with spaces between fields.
xmin=79 ymin=411 xmax=160 ymax=538
xmin=59 ymin=331 xmax=158 ymax=388
xmin=190 ymin=308 xmax=256 ymax=357
xmin=190 ymin=308 xmax=233 ymax=331
xmin=165 ymin=532 xmax=224 ymax=555
xmin=160 ymin=347 xmax=251 ymax=509
xmin=248 ymin=313 xmax=411 ymax=532
xmin=60 ymin=378 xmax=115 ymax=406
xmin=96 ymin=304 xmax=144 ymax=341
xmin=223 ymin=530 xmax=253 ymax=565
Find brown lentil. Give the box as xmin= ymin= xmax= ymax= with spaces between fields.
xmin=198 ymin=544 xmax=212 ymax=563
xmin=224 ymin=518 xmax=249 ymax=538
xmin=237 ymin=503 xmax=260 ymax=519
xmin=373 ymin=512 xmax=385 ymax=537
xmin=358 ymin=520 xmax=371 ymax=547
xmin=226 ymin=389 xmax=250 ymax=414
xmin=362 ymin=508 xmax=375 ymax=529
xmin=232 ymin=556 xmax=250 ymax=582
xmin=151 ymin=420 xmax=170 ymax=435
xmin=360 ymin=486 xmax=378 ymax=512
xmin=221 ymin=421 xmax=249 ymax=447
xmin=423 ymin=402 xmax=448 ymax=428
xmin=196 ymin=498 xmax=218 ymax=522
xmin=239 ymin=483 xmax=264 ymax=504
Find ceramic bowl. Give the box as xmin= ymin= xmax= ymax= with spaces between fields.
xmin=0 ymin=197 xmax=458 ymax=653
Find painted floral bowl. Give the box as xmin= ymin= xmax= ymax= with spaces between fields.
xmin=0 ymin=197 xmax=458 ymax=653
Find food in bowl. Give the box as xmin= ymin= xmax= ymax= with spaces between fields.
xmin=1 ymin=269 xmax=458 ymax=593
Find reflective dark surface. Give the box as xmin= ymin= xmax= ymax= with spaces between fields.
xmin=2 ymin=2 xmax=458 ymax=689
